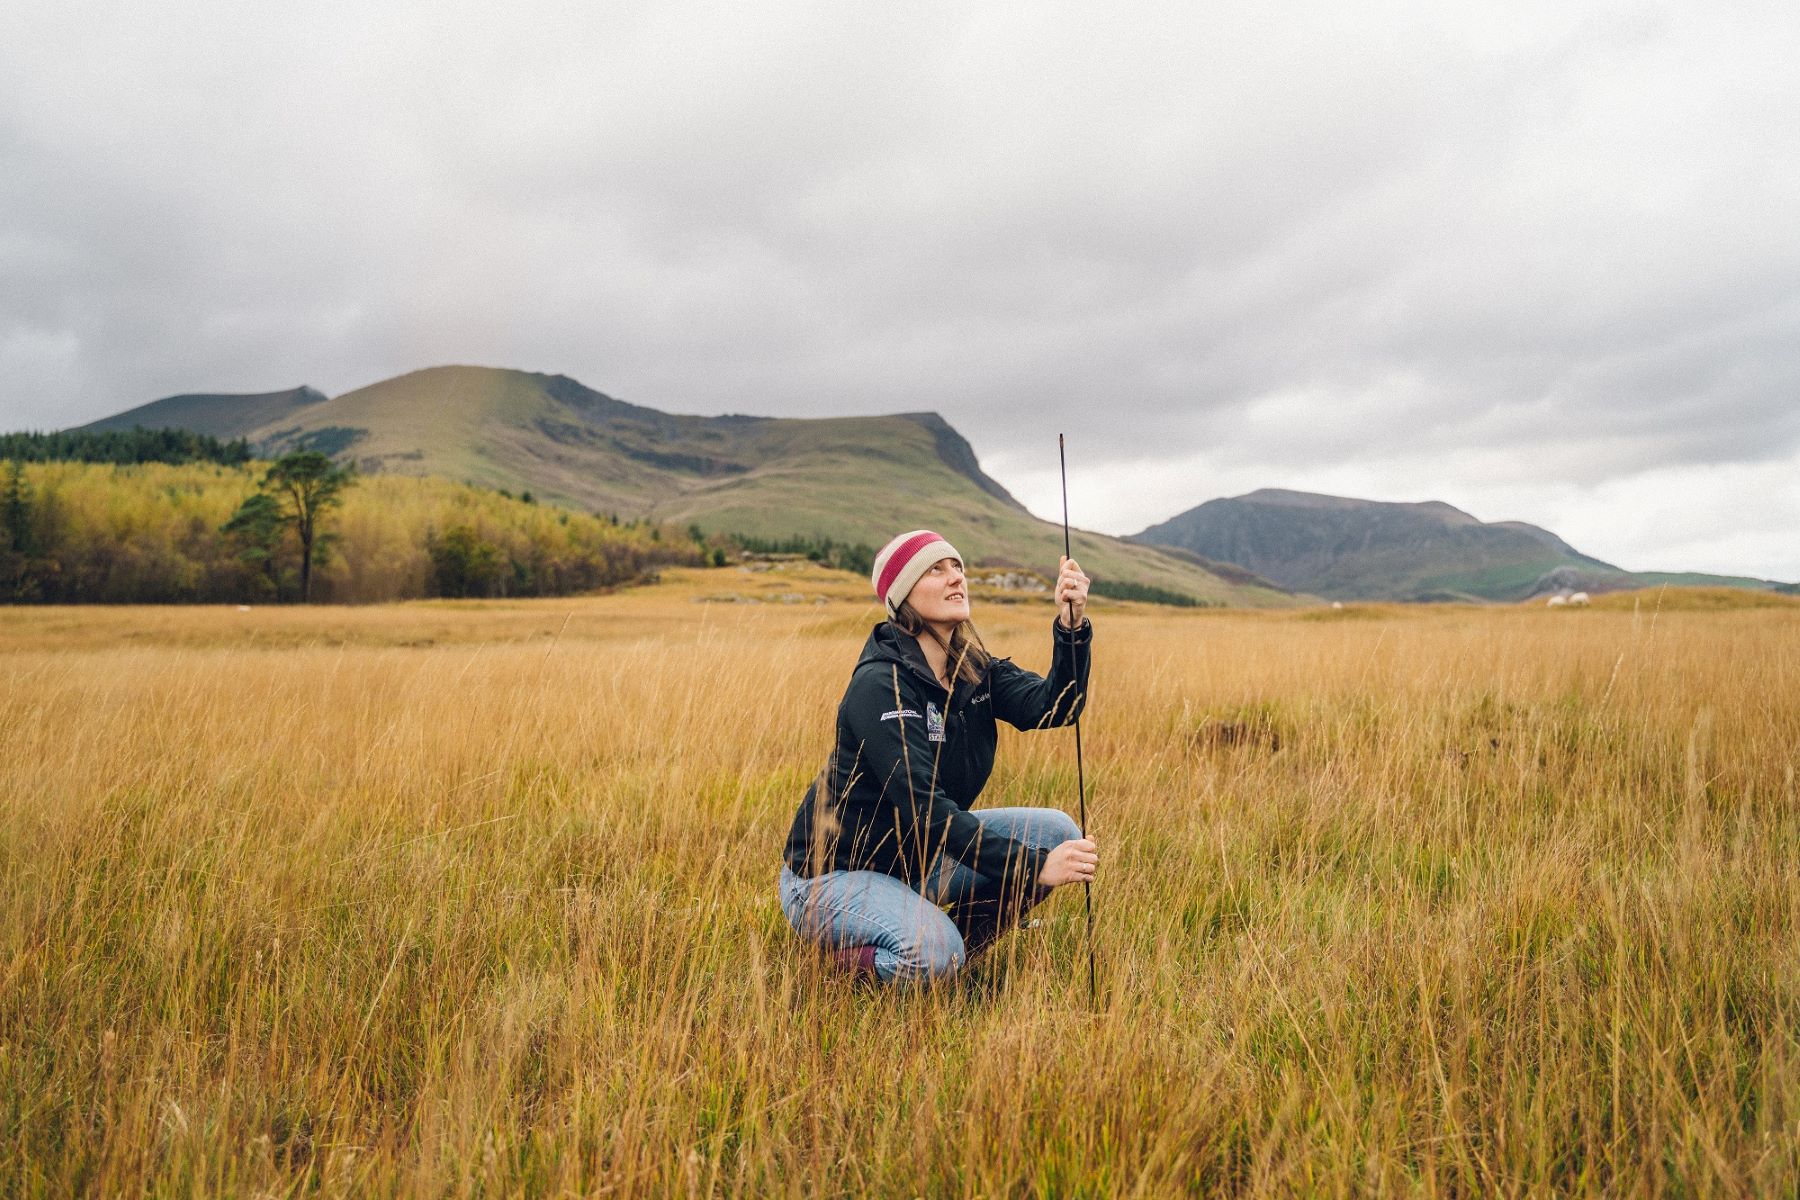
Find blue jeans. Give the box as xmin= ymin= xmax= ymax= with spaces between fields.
xmin=778 ymin=806 xmax=1081 ymax=984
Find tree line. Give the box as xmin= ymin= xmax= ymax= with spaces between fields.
xmin=724 ymin=532 xmax=877 ymax=576
xmin=1 ymin=454 xmax=702 ymax=604
xmin=1088 ymin=578 xmax=1209 ymax=607
xmin=0 ymin=426 xmax=253 ymax=466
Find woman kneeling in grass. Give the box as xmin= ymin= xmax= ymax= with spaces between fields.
xmin=779 ymin=528 xmax=1098 ymax=984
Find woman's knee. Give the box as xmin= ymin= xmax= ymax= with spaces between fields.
xmin=888 ymin=918 xmax=966 ymax=984
xmin=1033 ymin=807 xmax=1081 ymax=847
xmin=976 ymin=806 xmax=1082 ymax=849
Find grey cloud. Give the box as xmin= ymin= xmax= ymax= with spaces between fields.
xmin=2 ymin=0 xmax=1796 ymax=576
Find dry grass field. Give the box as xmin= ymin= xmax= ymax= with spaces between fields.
xmin=3 ymin=566 xmax=1798 ymax=1196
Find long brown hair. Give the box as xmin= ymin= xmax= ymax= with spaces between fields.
xmin=890 ymin=599 xmax=991 ymax=687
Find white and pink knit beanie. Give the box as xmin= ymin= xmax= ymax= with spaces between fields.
xmin=871 ymin=529 xmax=963 ymax=618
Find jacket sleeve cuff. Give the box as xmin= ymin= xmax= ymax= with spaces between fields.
xmin=1053 ymin=614 xmax=1093 ymax=642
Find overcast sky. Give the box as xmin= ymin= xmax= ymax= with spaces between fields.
xmin=4 ymin=1 xmax=1797 ymax=579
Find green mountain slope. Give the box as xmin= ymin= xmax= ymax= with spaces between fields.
xmin=75 ymin=386 xmax=327 ymax=440
xmin=1132 ymin=488 xmax=1787 ymax=602
xmin=76 ymin=365 xmax=1295 ymax=606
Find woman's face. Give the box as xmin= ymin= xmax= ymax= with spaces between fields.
xmin=906 ymin=556 xmax=970 ymax=626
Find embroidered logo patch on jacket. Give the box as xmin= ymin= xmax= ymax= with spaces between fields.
xmin=926 ymin=701 xmax=945 ymax=742
xmin=880 ymin=708 xmax=921 ymax=722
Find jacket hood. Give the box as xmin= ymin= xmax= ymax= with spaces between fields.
xmin=857 ymin=621 xmax=995 ymax=698
xmin=858 ymin=620 xmax=926 ymax=671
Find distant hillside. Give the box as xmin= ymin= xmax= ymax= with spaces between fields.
xmin=70 ymin=366 xmax=1296 ymax=607
xmin=1131 ymin=488 xmax=1788 ymax=602
xmin=75 ymin=386 xmax=327 ymax=440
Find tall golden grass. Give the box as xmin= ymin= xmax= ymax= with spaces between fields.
xmin=3 ymin=569 xmax=1797 ymax=1195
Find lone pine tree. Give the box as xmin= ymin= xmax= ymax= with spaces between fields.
xmin=222 ymin=451 xmax=356 ymax=602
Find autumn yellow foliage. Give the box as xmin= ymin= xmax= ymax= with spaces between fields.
xmin=3 ymin=460 xmax=698 ymax=603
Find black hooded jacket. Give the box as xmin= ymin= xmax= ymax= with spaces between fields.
xmin=782 ymin=616 xmax=1092 ymax=889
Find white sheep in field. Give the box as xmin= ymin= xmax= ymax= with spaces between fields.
xmin=1568 ymin=592 xmax=1590 ymax=606
xmin=1547 ymin=594 xmax=1567 ymax=607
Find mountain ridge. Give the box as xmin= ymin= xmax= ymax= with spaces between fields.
xmin=1132 ymin=487 xmax=1784 ymax=602
xmin=64 ymin=365 xmax=1294 ymax=606
xmin=76 ymin=385 xmax=327 ymax=440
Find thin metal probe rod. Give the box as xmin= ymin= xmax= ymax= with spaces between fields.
xmin=1058 ymin=433 xmax=1097 ymax=1005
